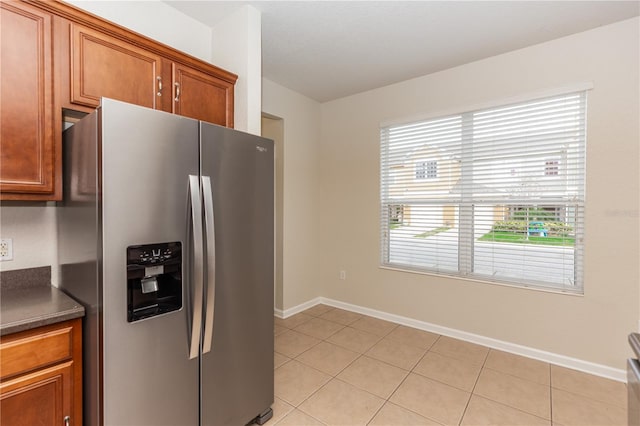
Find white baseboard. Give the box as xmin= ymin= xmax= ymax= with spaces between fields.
xmin=274 ymin=297 xmax=323 ymax=319
xmin=276 ymin=297 xmax=627 ymax=383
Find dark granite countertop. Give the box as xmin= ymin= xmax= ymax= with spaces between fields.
xmin=0 ymin=266 xmax=85 ymax=336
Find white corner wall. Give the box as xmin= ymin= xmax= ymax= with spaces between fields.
xmin=212 ymin=6 xmax=262 ymax=135
xmin=316 ymin=17 xmax=640 ymax=370
xmin=262 ymin=79 xmax=323 ymax=310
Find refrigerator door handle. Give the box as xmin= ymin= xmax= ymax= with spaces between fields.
xmin=188 ymin=175 xmax=204 ymax=360
xmin=202 ymin=175 xmax=216 ymax=354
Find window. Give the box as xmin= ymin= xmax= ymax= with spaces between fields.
xmin=380 ymin=91 xmax=586 ymax=292
xmin=545 ymin=160 xmax=560 ymax=176
xmin=388 ymin=204 xmax=406 ymax=227
xmin=416 ymin=160 xmax=438 ymax=180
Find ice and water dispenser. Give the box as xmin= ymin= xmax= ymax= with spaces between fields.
xmin=126 ymin=242 xmax=182 ymax=322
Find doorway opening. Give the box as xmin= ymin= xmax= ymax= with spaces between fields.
xmin=261 ymin=114 xmax=284 ymax=311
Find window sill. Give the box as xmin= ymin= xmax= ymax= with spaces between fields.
xmin=379 ymin=264 xmax=584 ymax=297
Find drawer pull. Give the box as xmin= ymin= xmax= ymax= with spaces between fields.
xmin=64 ymin=416 xmax=70 ymax=426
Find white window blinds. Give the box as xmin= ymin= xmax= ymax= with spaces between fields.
xmin=380 ymin=91 xmax=586 ymax=292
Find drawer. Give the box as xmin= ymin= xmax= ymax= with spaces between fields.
xmin=0 ymin=322 xmax=74 ymax=380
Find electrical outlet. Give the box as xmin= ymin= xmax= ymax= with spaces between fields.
xmin=339 ymin=270 xmax=346 ymax=280
xmin=0 ymin=238 xmax=13 ymax=261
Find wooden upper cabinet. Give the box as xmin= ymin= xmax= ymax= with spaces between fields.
xmin=0 ymin=2 xmax=57 ymax=199
xmin=1 ymin=0 xmax=237 ymax=200
xmin=173 ymin=63 xmax=234 ymax=127
xmin=70 ymin=25 xmax=235 ymax=127
xmin=71 ymin=23 xmax=162 ymax=109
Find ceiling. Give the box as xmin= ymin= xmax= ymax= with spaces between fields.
xmin=165 ymin=1 xmax=639 ymax=103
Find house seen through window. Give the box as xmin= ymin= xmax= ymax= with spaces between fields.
xmin=380 ymin=91 xmax=586 ymax=292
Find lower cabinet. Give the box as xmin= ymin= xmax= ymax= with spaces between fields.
xmin=0 ymin=319 xmax=82 ymax=426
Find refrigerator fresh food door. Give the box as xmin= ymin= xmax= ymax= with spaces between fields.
xmin=199 ymin=122 xmax=275 ymax=426
xmin=100 ymin=99 xmax=200 ymax=425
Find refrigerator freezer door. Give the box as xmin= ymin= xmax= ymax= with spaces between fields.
xmin=200 ymin=123 xmax=275 ymax=426
xmin=59 ymin=111 xmax=101 ymax=426
xmin=100 ymin=99 xmax=200 ymax=425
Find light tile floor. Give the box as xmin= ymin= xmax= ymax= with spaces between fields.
xmin=272 ymin=305 xmax=627 ymax=426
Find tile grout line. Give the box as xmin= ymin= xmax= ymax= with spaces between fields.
xmin=549 ymin=363 xmax=554 ymax=425
xmin=277 ymin=309 xmax=472 ymax=424
xmin=298 ymin=308 xmax=442 ymax=425
xmin=295 ymin=335 xmax=377 ymax=422
xmin=274 ymin=342 xmax=334 ymax=421
xmin=281 ymin=309 xmax=396 ymax=424
xmin=274 ymin=311 xmax=329 ymax=416
xmin=278 ymin=307 xmax=626 ymax=425
xmin=460 ymin=351 xmax=556 ymax=424
xmin=371 ymin=334 xmax=448 ymax=426
xmin=456 ymin=345 xmax=491 ymax=425
xmin=314 ymin=310 xmax=478 ymax=425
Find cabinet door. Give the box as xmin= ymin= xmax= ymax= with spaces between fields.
xmin=0 ymin=362 xmax=73 ymax=426
xmin=71 ymin=24 xmax=162 ymax=109
xmin=173 ymin=63 xmax=234 ymax=127
xmin=0 ymin=2 xmax=56 ymax=198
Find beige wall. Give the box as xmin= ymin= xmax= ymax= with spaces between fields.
xmin=316 ymin=18 xmax=639 ymax=369
xmin=262 ymin=79 xmax=323 ymax=310
xmin=0 ymin=203 xmax=58 ymax=281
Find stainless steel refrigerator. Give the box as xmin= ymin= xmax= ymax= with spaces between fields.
xmin=57 ymin=98 xmax=274 ymax=426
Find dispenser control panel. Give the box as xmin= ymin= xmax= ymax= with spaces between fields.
xmin=127 ymin=243 xmax=179 ymax=265
xmin=126 ymin=242 xmax=182 ymax=323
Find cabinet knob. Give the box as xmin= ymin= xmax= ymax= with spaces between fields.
xmin=64 ymin=416 xmax=70 ymax=426
xmin=156 ymin=76 xmax=163 ymax=96
xmin=174 ymin=82 xmax=181 ymax=102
